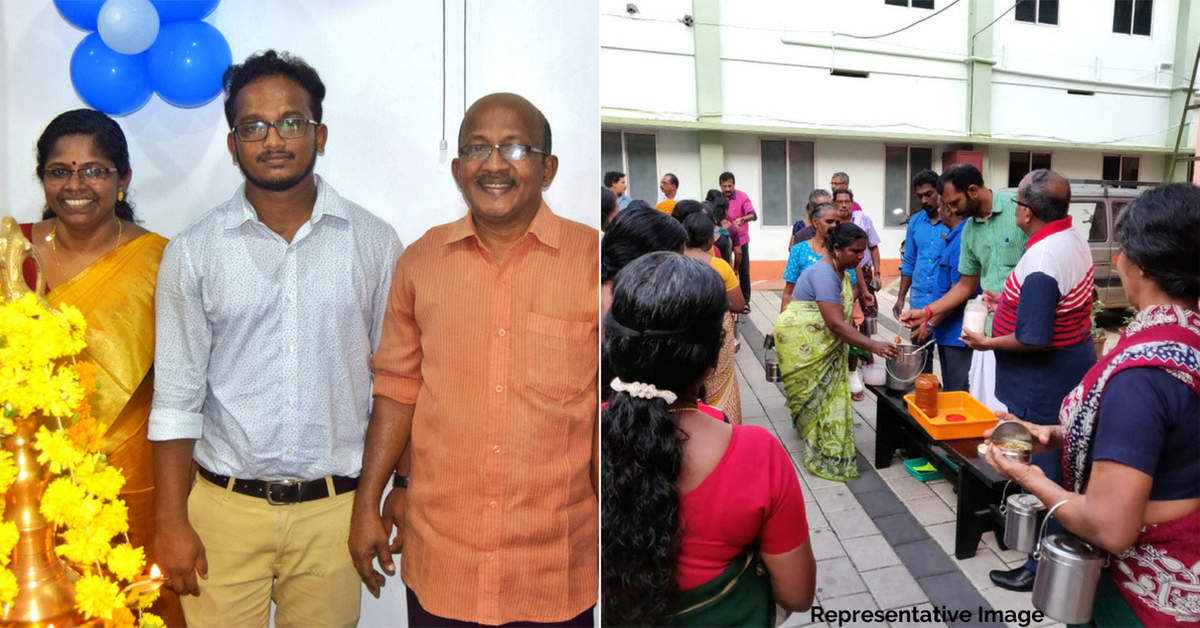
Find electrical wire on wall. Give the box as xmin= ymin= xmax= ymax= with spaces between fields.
xmin=440 ymin=0 xmax=448 ymax=152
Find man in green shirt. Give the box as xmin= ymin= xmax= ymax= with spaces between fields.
xmin=899 ymin=164 xmax=1028 ymax=410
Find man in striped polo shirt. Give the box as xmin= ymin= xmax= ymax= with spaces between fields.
xmin=961 ymin=169 xmax=1096 ymax=591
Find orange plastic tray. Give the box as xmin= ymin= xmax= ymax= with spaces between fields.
xmin=903 ymin=391 xmax=998 ymax=440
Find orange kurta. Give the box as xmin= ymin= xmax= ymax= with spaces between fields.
xmin=371 ymin=203 xmax=598 ymax=625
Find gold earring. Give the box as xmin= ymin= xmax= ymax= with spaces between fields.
xmin=118 ymin=190 xmax=124 ymax=202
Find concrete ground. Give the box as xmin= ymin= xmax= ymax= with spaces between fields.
xmin=728 ymin=278 xmax=1105 ymax=628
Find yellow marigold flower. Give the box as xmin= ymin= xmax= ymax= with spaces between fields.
xmin=41 ymin=478 xmax=87 ymax=525
xmin=35 ymin=425 xmax=84 ymax=474
xmin=135 ymin=586 xmax=160 ymax=610
xmin=0 ymin=567 xmax=17 ymax=605
xmin=139 ymin=612 xmax=165 ymax=628
xmin=75 ymin=574 xmax=123 ymax=621
xmin=0 ymin=450 xmax=17 ymax=494
xmin=80 ymin=466 xmax=125 ymax=502
xmin=0 ymin=522 xmax=17 ymax=566
xmin=45 ymin=368 xmax=84 ymax=418
xmin=106 ymin=544 xmax=145 ymax=582
xmin=93 ymin=499 xmax=129 ymax=539
xmin=57 ymin=526 xmax=111 ymax=565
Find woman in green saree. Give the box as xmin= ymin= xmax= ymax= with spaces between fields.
xmin=775 ymin=223 xmax=898 ymax=482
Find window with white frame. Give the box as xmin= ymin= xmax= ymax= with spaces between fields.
xmin=1008 ymin=151 xmax=1053 ymax=188
xmin=1015 ymin=0 xmax=1058 ymax=25
xmin=1102 ymin=155 xmax=1140 ymax=188
xmin=1113 ymin=0 xmax=1152 ymax=35
xmin=883 ymin=146 xmax=933 ymax=228
xmin=884 ymin=0 xmax=935 ymax=8
xmin=760 ymin=139 xmax=815 ymax=227
xmin=601 ymin=131 xmax=658 ymax=202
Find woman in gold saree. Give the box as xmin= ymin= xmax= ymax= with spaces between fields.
xmin=21 ymin=109 xmax=182 ymax=626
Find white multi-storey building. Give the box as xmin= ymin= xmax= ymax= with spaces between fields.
xmin=601 ymin=0 xmax=1200 ymax=276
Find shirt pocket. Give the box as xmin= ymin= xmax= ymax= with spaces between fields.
xmin=526 ymin=312 xmax=595 ymax=402
xmin=998 ymin=238 xmax=1025 ymax=268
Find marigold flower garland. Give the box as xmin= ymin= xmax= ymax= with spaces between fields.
xmin=0 ymin=293 xmax=161 ymax=627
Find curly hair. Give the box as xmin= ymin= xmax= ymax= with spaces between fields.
xmin=223 ymin=50 xmax=326 ymax=127
xmin=602 ymin=252 xmax=727 ymax=627
xmin=36 ymin=109 xmax=136 ymax=221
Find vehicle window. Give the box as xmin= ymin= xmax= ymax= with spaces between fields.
xmin=1069 ymin=201 xmax=1106 ymax=242
xmin=1112 ymin=201 xmax=1129 ymax=228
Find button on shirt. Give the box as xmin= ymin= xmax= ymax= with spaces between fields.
xmin=899 ymin=209 xmax=949 ymax=310
xmin=148 ymin=177 xmax=402 ymax=480
xmin=371 ymin=203 xmax=599 ymax=625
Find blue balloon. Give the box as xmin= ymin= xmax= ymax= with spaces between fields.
xmin=149 ymin=0 xmax=219 ymax=23
xmin=146 ymin=21 xmax=232 ymax=108
xmin=70 ymin=32 xmax=153 ymax=116
xmin=54 ymin=0 xmax=108 ymax=31
xmin=98 ymin=0 xmax=161 ymax=55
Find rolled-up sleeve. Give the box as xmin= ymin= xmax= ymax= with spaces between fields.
xmin=370 ymin=250 xmax=423 ymax=403
xmin=148 ymin=236 xmax=209 ymax=441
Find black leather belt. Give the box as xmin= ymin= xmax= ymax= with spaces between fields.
xmin=198 ymin=467 xmax=358 ymax=505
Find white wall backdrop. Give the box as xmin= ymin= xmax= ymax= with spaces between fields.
xmin=0 ymin=0 xmax=600 ymax=246
xmin=0 ymin=1 xmax=597 ymax=626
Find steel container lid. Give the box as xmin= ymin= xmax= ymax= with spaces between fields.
xmin=1042 ymin=534 xmax=1106 ymax=568
xmin=1006 ymin=493 xmax=1045 ymax=516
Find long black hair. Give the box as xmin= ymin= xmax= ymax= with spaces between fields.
xmin=602 ymin=251 xmax=728 ymax=627
xmin=36 ymin=109 xmax=135 ymax=221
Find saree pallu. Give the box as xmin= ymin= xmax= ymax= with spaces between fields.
xmin=672 ymin=550 xmax=774 ymax=627
xmin=23 ymin=227 xmax=184 ymax=626
xmin=704 ymin=313 xmax=742 ymax=425
xmin=1059 ymin=305 xmax=1200 ymax=627
xmin=774 ymin=275 xmax=857 ymax=482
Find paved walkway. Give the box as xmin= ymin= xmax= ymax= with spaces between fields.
xmin=732 ymin=281 xmax=1074 ymax=628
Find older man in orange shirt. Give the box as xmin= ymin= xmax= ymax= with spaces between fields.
xmin=349 ymin=93 xmax=599 ymax=626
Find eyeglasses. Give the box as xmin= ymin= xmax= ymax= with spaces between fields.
xmin=458 ymin=144 xmax=547 ymax=162
xmin=41 ymin=167 xmax=118 ymax=184
xmin=232 ymin=118 xmax=319 ymax=142
xmin=1014 ymin=200 xmax=1032 ymax=209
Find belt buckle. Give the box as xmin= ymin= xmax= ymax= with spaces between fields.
xmin=265 ymin=479 xmax=298 ymax=505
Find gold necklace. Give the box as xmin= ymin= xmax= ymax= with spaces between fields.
xmin=46 ymin=217 xmax=122 ymax=281
xmin=667 ymin=406 xmax=699 ymax=414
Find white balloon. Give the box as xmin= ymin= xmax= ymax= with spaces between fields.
xmin=97 ymin=0 xmax=160 ymax=55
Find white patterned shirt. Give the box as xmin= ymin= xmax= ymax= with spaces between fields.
xmin=148 ymin=176 xmax=402 ymax=480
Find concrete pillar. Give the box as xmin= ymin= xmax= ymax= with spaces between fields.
xmin=693 ymin=0 xmax=725 ymax=188
xmin=966 ymin=0 xmax=995 ymax=139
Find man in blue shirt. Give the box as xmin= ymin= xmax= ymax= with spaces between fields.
xmin=930 ymin=200 xmax=974 ymax=391
xmin=894 ymin=169 xmax=948 ymax=373
xmin=605 ymin=171 xmax=631 ymax=210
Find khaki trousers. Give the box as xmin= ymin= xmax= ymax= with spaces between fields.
xmin=180 ymin=476 xmax=361 ymax=628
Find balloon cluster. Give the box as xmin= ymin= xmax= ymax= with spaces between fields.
xmin=57 ymin=0 xmax=232 ymax=116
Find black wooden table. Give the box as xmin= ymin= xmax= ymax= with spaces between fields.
xmin=869 ymin=383 xmax=1010 ymax=559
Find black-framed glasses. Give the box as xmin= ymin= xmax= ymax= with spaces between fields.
xmin=458 ymin=144 xmax=547 ymax=162
xmin=40 ymin=167 xmax=118 ymax=184
xmin=232 ymin=118 xmax=319 ymax=142
xmin=1014 ymin=200 xmax=1032 ymax=209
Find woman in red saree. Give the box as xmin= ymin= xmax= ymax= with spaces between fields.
xmin=985 ymin=183 xmax=1200 ymax=627
xmin=22 ymin=109 xmax=183 ymax=626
